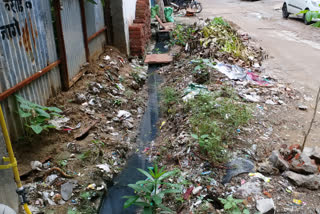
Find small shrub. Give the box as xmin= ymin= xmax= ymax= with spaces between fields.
xmin=161 ymin=87 xmax=181 ymax=114
xmin=123 ymin=164 xmax=181 ymax=214
xmin=219 ymin=195 xmax=249 ymax=214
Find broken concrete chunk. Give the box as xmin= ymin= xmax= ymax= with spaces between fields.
xmin=290 ymin=153 xmax=318 ymax=174
xmin=256 ymin=198 xmax=275 ymax=214
xmin=284 ymin=171 xmax=320 ymax=190
xmin=268 ymin=150 xmax=289 ymax=172
xmin=303 ymin=146 xmax=320 ymax=163
xmin=144 ymin=54 xmax=173 ymax=64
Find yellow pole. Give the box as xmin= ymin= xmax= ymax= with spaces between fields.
xmin=0 ymin=105 xmax=32 ymax=214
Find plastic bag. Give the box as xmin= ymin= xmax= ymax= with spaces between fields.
xmin=164 ymin=7 xmax=174 ymax=22
xmin=151 ymin=5 xmax=160 ymax=18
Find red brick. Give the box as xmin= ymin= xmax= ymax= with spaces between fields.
xmin=144 ymin=54 xmax=173 ymax=64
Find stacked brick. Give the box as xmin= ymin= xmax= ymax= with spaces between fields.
xmin=129 ymin=0 xmax=151 ymax=56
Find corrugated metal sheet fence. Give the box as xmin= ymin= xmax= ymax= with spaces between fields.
xmin=0 ymin=0 xmax=108 ymax=141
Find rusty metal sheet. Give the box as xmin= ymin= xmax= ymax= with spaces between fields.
xmin=85 ymin=0 xmax=106 ymax=58
xmin=60 ymin=0 xmax=86 ymax=81
xmin=0 ymin=0 xmax=60 ymax=140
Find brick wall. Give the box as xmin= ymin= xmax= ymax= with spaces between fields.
xmin=129 ymin=0 xmax=151 ymax=56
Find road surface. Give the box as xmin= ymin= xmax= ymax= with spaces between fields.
xmin=199 ymin=0 xmax=320 ymax=94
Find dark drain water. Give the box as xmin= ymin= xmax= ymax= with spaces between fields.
xmin=99 ymin=64 xmax=163 ymax=214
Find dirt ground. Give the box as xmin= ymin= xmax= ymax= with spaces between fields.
xmin=14 ymin=47 xmax=149 ymax=213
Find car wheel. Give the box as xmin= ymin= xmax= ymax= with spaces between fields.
xmin=303 ymin=10 xmax=311 ymax=25
xmin=282 ymin=3 xmax=289 ymax=19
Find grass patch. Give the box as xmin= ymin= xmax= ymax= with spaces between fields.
xmin=186 ymin=87 xmax=252 ymax=163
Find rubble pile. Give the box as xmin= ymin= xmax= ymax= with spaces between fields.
xmin=15 ymin=47 xmax=149 ymax=213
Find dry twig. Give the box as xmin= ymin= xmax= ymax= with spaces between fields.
xmin=301 ymin=87 xmax=320 ymax=152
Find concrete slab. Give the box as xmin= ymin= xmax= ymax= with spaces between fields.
xmin=144 ymin=54 xmax=173 ymax=64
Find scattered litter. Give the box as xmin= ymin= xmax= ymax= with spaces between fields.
xmin=96 ymin=164 xmax=111 ymax=173
xmin=183 ymin=187 xmax=194 ymax=200
xmin=87 ymin=183 xmax=96 ymax=190
xmin=183 ymin=83 xmax=209 ymax=101
xmin=48 ymin=117 xmax=70 ymax=130
xmin=256 ymin=198 xmax=275 ymax=214
xmin=249 ymin=172 xmax=271 ymax=183
xmin=298 ymin=105 xmax=308 ymax=111
xmin=201 ymin=171 xmax=212 ymax=175
xmin=117 ymin=110 xmax=132 ymax=119
xmin=75 ymin=120 xmax=99 ymax=140
xmin=30 ymin=161 xmax=43 ymax=171
xmin=265 ymin=99 xmax=276 ymax=105
xmin=214 ymin=62 xmax=269 ymax=85
xmin=61 ymin=180 xmax=77 ymax=201
xmin=293 ymin=199 xmax=306 ymax=206
xmin=103 ymin=55 xmax=111 ymax=61
xmin=45 ymin=174 xmax=58 ymax=185
xmin=222 ymin=158 xmax=254 ymax=184
xmin=192 ymin=186 xmax=202 ymax=195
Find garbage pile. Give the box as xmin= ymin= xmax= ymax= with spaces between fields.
xmin=17 ymin=47 xmax=148 ymax=214
xmin=171 ymin=17 xmax=266 ymax=67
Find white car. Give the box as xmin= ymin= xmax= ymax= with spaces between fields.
xmin=282 ymin=0 xmax=320 ymax=24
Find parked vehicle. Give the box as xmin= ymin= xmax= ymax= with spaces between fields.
xmin=282 ymin=0 xmax=320 ymax=24
xmin=169 ymin=0 xmax=202 ymax=13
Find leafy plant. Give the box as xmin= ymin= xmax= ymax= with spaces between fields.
xmin=219 ymin=195 xmax=249 ymax=214
xmin=123 ymin=164 xmax=181 ymax=214
xmin=171 ymin=24 xmax=196 ymax=46
xmin=16 ymin=95 xmax=63 ymax=134
xmin=113 ymin=99 xmax=123 ymax=106
xmin=298 ymin=7 xmax=320 ymax=27
xmin=161 ymin=87 xmax=181 ymax=114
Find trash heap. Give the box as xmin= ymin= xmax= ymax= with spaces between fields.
xmin=146 ymin=17 xmax=320 ymax=213
xmin=16 ymin=47 xmax=149 ymax=214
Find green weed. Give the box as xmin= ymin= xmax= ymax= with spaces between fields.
xmin=171 ymin=24 xmax=196 ymax=46
xmin=187 ymin=88 xmax=251 ymax=163
xmin=161 ymin=87 xmax=181 ymax=114
xmin=16 ymin=95 xmax=63 ymax=134
xmin=219 ymin=195 xmax=249 ymax=214
xmin=123 ymin=164 xmax=181 ymax=214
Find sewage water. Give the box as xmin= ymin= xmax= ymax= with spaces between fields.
xmin=99 ymin=62 xmax=164 ymax=213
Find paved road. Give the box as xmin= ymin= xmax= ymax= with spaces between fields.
xmin=200 ymin=0 xmax=320 ymax=94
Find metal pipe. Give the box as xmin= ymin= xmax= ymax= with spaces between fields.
xmin=88 ymin=26 xmax=107 ymax=42
xmin=0 ymin=105 xmax=32 ymax=214
xmin=0 ymin=60 xmax=61 ymax=101
xmin=53 ymin=0 xmax=70 ymax=91
xmin=79 ymin=0 xmax=90 ymax=62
